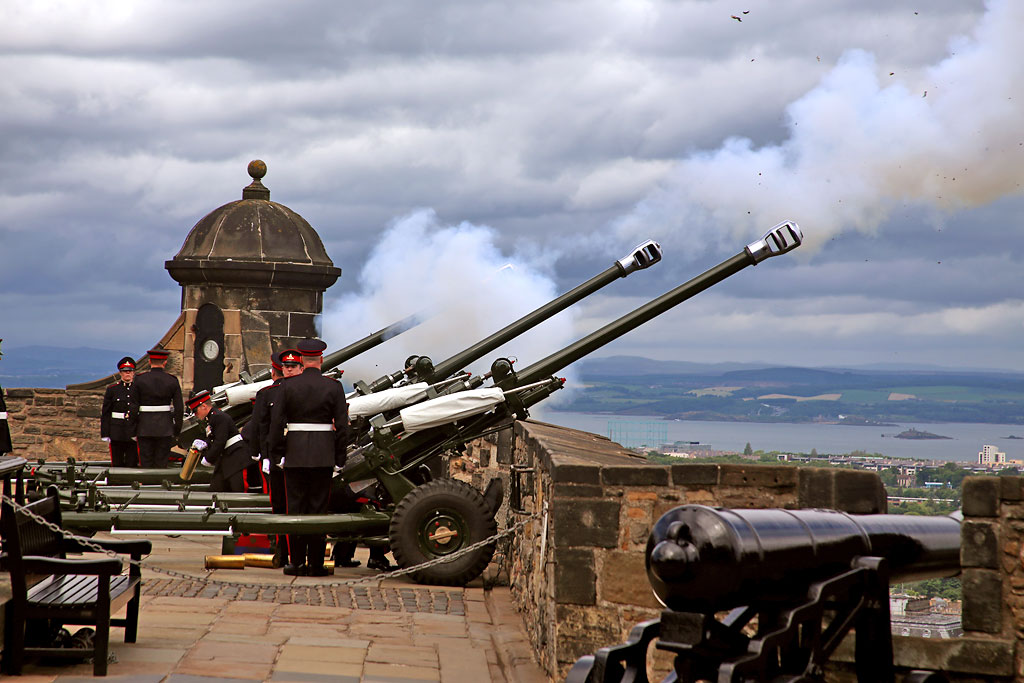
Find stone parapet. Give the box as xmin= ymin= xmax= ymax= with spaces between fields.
xmin=2 ymin=387 xmax=108 ymax=462
xmin=466 ymin=418 xmax=889 ymax=679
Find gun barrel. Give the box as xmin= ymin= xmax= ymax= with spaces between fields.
xmin=508 ymin=222 xmax=801 ymax=388
xmin=176 ymin=313 xmax=424 ymax=448
xmin=322 ymin=313 xmax=422 ymax=373
xmin=647 ymin=504 xmax=961 ymax=612
xmin=425 ymin=239 xmax=662 ymax=383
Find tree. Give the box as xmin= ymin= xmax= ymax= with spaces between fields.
xmin=743 ymin=442 xmax=753 ymax=455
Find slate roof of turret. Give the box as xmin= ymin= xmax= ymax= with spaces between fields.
xmin=165 ymin=160 xmax=340 ymax=289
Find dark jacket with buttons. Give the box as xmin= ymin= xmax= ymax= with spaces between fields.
xmin=101 ymin=380 xmax=137 ymax=442
xmin=204 ymin=406 xmax=252 ymax=479
xmin=269 ymin=367 xmax=349 ymax=468
xmin=134 ymin=367 xmax=184 ymax=438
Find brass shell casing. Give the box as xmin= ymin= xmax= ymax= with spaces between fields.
xmin=204 ymin=554 xmax=245 ymax=569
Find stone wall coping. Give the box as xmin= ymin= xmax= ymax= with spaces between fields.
xmin=832 ymin=634 xmax=1014 ymax=677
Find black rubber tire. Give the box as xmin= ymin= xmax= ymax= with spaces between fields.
xmin=389 ymin=479 xmax=497 ymax=586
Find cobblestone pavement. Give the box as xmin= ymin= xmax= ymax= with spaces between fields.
xmin=144 ymin=578 xmax=467 ymax=614
xmin=11 ymin=534 xmax=550 ymax=683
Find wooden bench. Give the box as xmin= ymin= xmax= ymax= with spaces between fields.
xmin=1 ymin=485 xmax=151 ymax=676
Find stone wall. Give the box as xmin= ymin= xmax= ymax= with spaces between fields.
xmin=2 ymin=388 xmax=108 ymax=462
xmin=467 ymin=418 xmax=888 ymax=678
xmin=466 ymin=420 xmax=1023 ymax=681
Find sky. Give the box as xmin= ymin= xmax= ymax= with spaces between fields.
xmin=1 ymin=0 xmax=1022 ymax=383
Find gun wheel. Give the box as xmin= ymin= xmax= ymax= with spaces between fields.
xmin=389 ymin=479 xmax=497 ymax=586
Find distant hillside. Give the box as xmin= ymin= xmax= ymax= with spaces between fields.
xmin=0 ymin=345 xmax=125 ymax=388
xmin=563 ymin=356 xmax=1024 ymax=424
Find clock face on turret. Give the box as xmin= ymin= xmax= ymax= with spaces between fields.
xmin=201 ymin=339 xmax=220 ymax=361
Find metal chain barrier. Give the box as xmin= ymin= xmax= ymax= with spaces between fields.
xmin=1 ymin=491 xmax=537 ymax=590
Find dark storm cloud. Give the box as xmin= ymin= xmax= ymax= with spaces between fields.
xmin=1 ymin=0 xmax=1019 ymax=372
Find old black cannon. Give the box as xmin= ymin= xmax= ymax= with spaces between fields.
xmin=568 ymin=504 xmax=962 ymax=683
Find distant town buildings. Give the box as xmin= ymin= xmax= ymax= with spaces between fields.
xmin=978 ymin=444 xmax=1006 ymax=465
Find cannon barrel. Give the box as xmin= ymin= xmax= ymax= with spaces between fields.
xmin=348 ymin=240 xmax=663 ymax=398
xmin=176 ymin=313 xmax=424 ymax=447
xmin=506 ymin=221 xmax=801 ymax=388
xmin=647 ymin=504 xmax=962 ymax=613
xmin=418 ymin=240 xmax=663 ymax=384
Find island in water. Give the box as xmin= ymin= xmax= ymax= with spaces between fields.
xmin=891 ymin=428 xmax=952 ymax=440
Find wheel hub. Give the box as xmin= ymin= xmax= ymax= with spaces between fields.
xmin=421 ymin=511 xmax=465 ymax=555
xmin=429 ymin=526 xmax=457 ymax=544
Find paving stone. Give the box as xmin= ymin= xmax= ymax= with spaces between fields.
xmin=165 ymin=676 xmax=262 ymax=683
xmin=438 ymin=638 xmax=490 ymax=682
xmin=174 ymin=656 xmax=273 ymax=680
xmin=270 ymin=673 xmax=359 ymax=683
xmin=363 ymin=661 xmax=442 ymax=681
xmin=285 ymin=636 xmax=370 ymax=648
xmin=278 ymin=644 xmax=366 ymax=664
xmin=55 ymin=676 xmax=164 ymax=683
xmin=367 ymin=643 xmax=439 ymax=667
xmin=275 ymin=658 xmax=363 ymax=677
xmin=136 ymin=626 xmax=212 ymax=644
xmin=113 ymin=645 xmax=189 ymax=662
xmin=187 ymin=639 xmax=279 ymax=664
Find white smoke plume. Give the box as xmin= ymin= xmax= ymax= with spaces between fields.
xmin=322 ymin=209 xmax=579 ymax=400
xmin=614 ymin=0 xmax=1024 ymax=253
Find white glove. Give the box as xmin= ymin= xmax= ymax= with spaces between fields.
xmin=191 ymin=439 xmax=208 ymax=451
xmin=101 ymin=437 xmax=111 ymax=443
xmin=277 ymin=457 xmax=285 ymax=469
xmin=131 ymin=436 xmax=137 ymax=441
xmin=200 ymin=457 xmax=212 ymax=467
xmin=262 ymin=459 xmax=270 ymax=475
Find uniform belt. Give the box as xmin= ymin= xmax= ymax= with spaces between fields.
xmin=226 ymin=434 xmax=244 ymax=448
xmin=286 ymin=422 xmax=334 ymax=431
xmin=139 ymin=404 xmax=173 ymax=412
xmin=110 ymin=411 xmax=128 ymax=420
xmin=0 ymin=412 xmax=7 ymax=420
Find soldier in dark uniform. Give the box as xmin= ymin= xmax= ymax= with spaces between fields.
xmin=269 ymin=338 xmax=350 ymax=577
xmin=134 ymin=347 xmax=183 ymax=468
xmin=100 ymin=356 xmax=139 ymax=467
xmin=188 ymin=390 xmax=253 ymax=493
xmin=0 ymin=340 xmax=12 ymax=455
xmin=243 ymin=350 xmax=301 ymax=567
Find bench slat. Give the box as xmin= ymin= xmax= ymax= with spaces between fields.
xmin=29 ymin=575 xmax=135 ymax=607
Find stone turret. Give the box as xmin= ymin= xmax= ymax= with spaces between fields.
xmin=165 ymin=160 xmax=341 ymax=393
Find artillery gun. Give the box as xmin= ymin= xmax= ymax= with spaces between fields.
xmin=34 ymin=239 xmax=664 ymax=492
xmin=568 ymin=504 xmax=961 ymax=683
xmin=46 ymin=224 xmax=801 ymax=586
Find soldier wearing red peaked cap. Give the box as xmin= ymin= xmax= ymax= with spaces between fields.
xmin=188 ymin=389 xmax=252 ymax=493
xmin=269 ymin=338 xmax=349 ymax=576
xmin=100 ymin=356 xmax=139 ymax=467
xmin=134 ymin=347 xmax=183 ymax=467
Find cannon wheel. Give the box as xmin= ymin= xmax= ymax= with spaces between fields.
xmin=389 ymin=479 xmax=497 ymax=586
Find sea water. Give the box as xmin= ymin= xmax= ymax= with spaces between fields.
xmin=536 ymin=410 xmax=1024 ymax=462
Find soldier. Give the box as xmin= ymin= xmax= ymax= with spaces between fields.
xmin=0 ymin=339 xmax=12 ymax=455
xmin=188 ymin=390 xmax=253 ymax=493
xmin=243 ymin=349 xmax=301 ymax=567
xmin=100 ymin=356 xmax=139 ymax=467
xmin=134 ymin=347 xmax=183 ymax=468
xmin=269 ymin=338 xmax=350 ymax=577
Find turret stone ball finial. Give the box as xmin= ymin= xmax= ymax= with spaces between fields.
xmin=248 ymin=159 xmax=267 ymax=180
